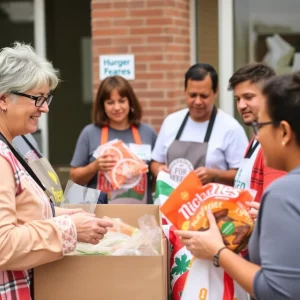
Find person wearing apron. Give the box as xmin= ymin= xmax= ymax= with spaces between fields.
xmin=96 ymin=125 xmax=149 ymax=204
xmin=70 ymin=75 xmax=157 ymax=204
xmin=166 ymin=105 xmax=217 ymax=182
xmin=151 ymin=63 xmax=249 ymax=185
xmin=229 ymin=63 xmax=286 ymax=211
xmin=13 ymin=134 xmax=64 ymax=205
xmin=230 ymin=64 xmax=286 ymax=275
xmin=13 ymin=134 xmax=88 ymax=215
xmin=174 ymin=72 xmax=300 ymax=300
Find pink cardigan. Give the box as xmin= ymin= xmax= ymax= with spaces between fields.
xmin=0 ymin=141 xmax=77 ymax=299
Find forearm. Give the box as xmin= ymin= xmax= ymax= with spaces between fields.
xmin=70 ymin=161 xmax=98 ymax=185
xmin=219 ymin=249 xmax=260 ymax=297
xmin=212 ymin=169 xmax=237 ymax=186
xmin=0 ymin=216 xmax=76 ymax=270
xmin=150 ymin=160 xmax=165 ymax=177
xmin=55 ymin=206 xmax=66 ymax=216
xmin=55 ymin=206 xmax=76 ymax=216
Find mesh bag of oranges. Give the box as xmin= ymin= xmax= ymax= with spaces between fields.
xmin=98 ymin=139 xmax=148 ymax=190
xmin=160 ymin=171 xmax=256 ymax=252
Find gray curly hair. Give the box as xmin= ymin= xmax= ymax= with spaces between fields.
xmin=0 ymin=42 xmax=59 ymax=95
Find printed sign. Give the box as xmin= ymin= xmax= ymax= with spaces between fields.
xmin=99 ymin=54 xmax=135 ymax=80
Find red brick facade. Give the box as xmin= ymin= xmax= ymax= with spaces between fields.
xmin=91 ymin=0 xmax=191 ymax=130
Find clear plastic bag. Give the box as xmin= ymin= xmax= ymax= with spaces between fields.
xmin=103 ymin=216 xmax=139 ymax=236
xmin=137 ymin=214 xmax=161 ymax=255
xmin=63 ymin=180 xmax=101 ymax=213
xmin=76 ymin=232 xmax=130 ymax=255
xmin=74 ymin=215 xmax=162 ymax=256
xmin=111 ymin=214 xmax=161 ymax=256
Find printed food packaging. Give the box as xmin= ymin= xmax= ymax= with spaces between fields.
xmin=155 ymin=171 xmax=249 ymax=300
xmin=95 ymin=139 xmax=148 ymax=190
xmin=160 ymin=171 xmax=255 ymax=252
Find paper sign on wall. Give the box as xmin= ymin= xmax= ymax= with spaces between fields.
xmin=99 ymin=54 xmax=135 ymax=80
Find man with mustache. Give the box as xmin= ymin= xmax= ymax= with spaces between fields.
xmin=229 ymin=63 xmax=286 ymax=217
xmin=151 ymin=63 xmax=248 ymax=185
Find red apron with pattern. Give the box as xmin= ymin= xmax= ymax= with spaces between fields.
xmin=97 ymin=126 xmax=147 ymax=204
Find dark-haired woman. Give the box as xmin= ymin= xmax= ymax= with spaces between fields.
xmin=70 ymin=76 xmax=157 ymax=204
xmin=176 ymin=73 xmax=300 ymax=299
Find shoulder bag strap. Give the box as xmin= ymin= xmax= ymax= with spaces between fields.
xmin=21 ymin=135 xmax=43 ymax=158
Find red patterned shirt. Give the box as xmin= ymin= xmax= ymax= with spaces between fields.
xmin=246 ymin=138 xmax=286 ymax=202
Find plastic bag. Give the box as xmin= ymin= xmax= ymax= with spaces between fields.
xmin=181 ymin=259 xmax=249 ymax=300
xmin=103 ymin=216 xmax=139 ymax=236
xmin=155 ymin=171 xmax=250 ymax=300
xmin=76 ymin=232 xmax=130 ymax=255
xmin=155 ymin=172 xmax=247 ymax=300
xmin=263 ymin=34 xmax=295 ymax=68
xmin=138 ymin=214 xmax=161 ymax=255
xmin=93 ymin=139 xmax=148 ymax=190
xmin=63 ymin=180 xmax=100 ymax=213
xmin=74 ymin=215 xmax=161 ymax=256
xmin=155 ymin=171 xmax=192 ymax=300
xmin=111 ymin=214 xmax=161 ymax=256
xmin=160 ymin=171 xmax=256 ymax=252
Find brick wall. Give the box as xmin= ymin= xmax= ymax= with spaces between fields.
xmin=91 ymin=0 xmax=191 ymax=131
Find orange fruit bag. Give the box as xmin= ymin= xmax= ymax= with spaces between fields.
xmin=100 ymin=140 xmax=148 ymax=190
xmin=160 ymin=171 xmax=255 ymax=252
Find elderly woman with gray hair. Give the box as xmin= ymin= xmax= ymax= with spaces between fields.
xmin=0 ymin=43 xmax=112 ymax=299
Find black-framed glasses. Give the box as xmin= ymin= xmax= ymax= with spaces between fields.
xmin=10 ymin=91 xmax=53 ymax=107
xmin=251 ymin=121 xmax=278 ymax=135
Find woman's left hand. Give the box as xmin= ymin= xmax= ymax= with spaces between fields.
xmin=175 ymin=210 xmax=225 ymax=260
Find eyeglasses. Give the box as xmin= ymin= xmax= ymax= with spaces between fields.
xmin=11 ymin=91 xmax=53 ymax=107
xmin=251 ymin=121 xmax=278 ymax=135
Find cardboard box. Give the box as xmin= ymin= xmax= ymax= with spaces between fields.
xmin=34 ymin=204 xmax=167 ymax=300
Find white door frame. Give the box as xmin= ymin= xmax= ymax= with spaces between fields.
xmin=218 ymin=0 xmax=234 ymax=116
xmin=190 ymin=0 xmax=197 ymax=65
xmin=34 ymin=0 xmax=49 ymax=158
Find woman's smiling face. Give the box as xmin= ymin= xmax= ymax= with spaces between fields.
xmin=1 ymin=85 xmax=50 ymax=138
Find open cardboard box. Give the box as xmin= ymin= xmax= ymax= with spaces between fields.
xmin=34 ymin=204 xmax=167 ymax=300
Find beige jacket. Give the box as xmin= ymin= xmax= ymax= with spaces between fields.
xmin=0 ymin=141 xmax=76 ymax=271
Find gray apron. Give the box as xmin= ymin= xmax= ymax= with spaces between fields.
xmin=21 ymin=135 xmax=64 ymax=206
xmin=166 ymin=106 xmax=217 ymax=183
